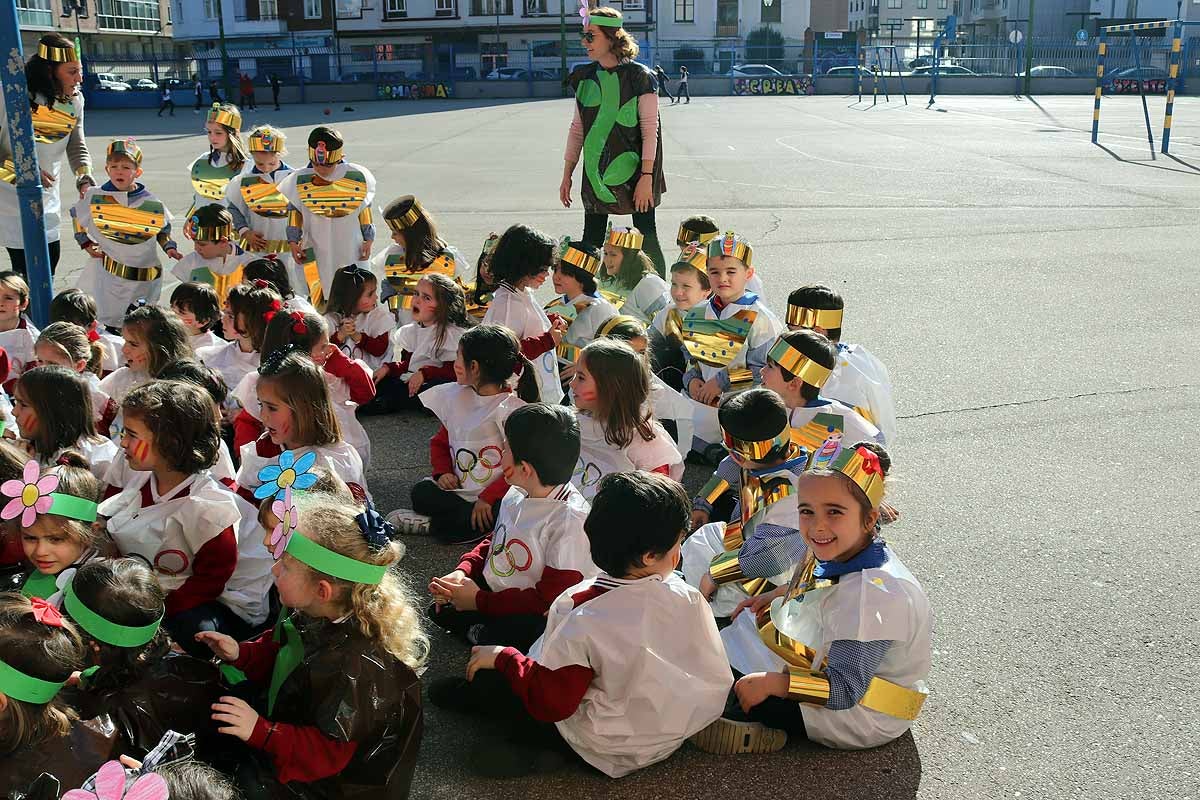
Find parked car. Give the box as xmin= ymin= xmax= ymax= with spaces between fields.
xmin=1020 ymin=65 xmax=1076 ymax=78
xmin=910 ymin=65 xmax=978 ymax=76
xmin=825 ymin=65 xmax=875 ymax=78
xmin=1109 ymin=65 xmax=1170 ymax=80
xmin=94 ymin=73 xmax=131 ymax=91
xmin=486 ymin=67 xmax=530 ymax=80
xmin=728 ymin=63 xmax=786 ymax=77
xmin=131 ymin=78 xmax=158 ymax=91
xmin=161 ymin=77 xmax=189 ymax=89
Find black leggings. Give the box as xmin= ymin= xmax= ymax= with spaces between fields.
xmin=6 ymin=240 xmax=61 ymax=276
xmin=427 ymin=593 xmax=546 ymax=653
xmin=410 ymin=477 xmax=501 ymax=544
xmin=583 ymin=210 xmax=667 ymax=278
xmin=727 ymin=670 xmax=808 ymax=737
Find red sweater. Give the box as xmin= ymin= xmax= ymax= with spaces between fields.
xmin=331 ymin=329 xmax=391 ymax=359
xmin=520 ymin=329 xmax=557 ymax=360
xmin=429 ymin=425 xmax=509 ymax=505
xmin=234 ymin=629 xmax=359 ymax=784
xmin=456 ymin=539 xmax=582 ymax=617
xmin=378 ymin=350 xmax=456 ymax=384
xmin=322 ymin=348 xmax=376 ymax=405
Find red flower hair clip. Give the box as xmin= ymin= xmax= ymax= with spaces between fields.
xmin=290 ymin=311 xmax=308 ymax=335
xmin=30 ymin=597 xmax=64 ymax=627
xmin=252 ymin=278 xmax=271 ymax=289
xmin=86 ymin=328 xmax=100 ymax=343
xmin=857 ymin=447 xmax=882 ymax=475
xmin=263 ymin=299 xmax=283 ymax=323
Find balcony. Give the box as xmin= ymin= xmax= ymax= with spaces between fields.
xmin=717 ymin=24 xmax=739 ymax=36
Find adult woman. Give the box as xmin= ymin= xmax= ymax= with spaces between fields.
xmin=560 ymin=6 xmax=667 ymax=277
xmin=0 ymin=33 xmax=94 ymax=276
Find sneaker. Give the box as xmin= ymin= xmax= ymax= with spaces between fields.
xmin=690 ymin=718 xmax=788 ymax=755
xmin=385 ymin=509 xmax=432 ymax=536
xmin=466 ymin=623 xmax=486 ymax=645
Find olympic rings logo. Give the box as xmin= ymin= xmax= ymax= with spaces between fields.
xmin=542 ymin=351 xmax=556 ymax=372
xmin=488 ymin=525 xmax=534 ymax=578
xmin=573 ymin=458 xmax=602 ymax=488
xmin=455 ymin=445 xmax=503 ymax=485
xmin=153 ymin=549 xmax=190 ymax=576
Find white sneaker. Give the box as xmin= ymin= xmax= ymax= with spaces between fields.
xmin=385 ymin=509 xmax=432 ymax=536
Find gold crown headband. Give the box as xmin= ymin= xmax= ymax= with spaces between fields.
xmin=723 ymin=429 xmax=791 ymax=462
xmin=767 ymin=337 xmax=833 ymax=388
xmin=827 ymin=446 xmax=885 ymax=508
xmin=678 ymin=225 xmax=718 ymax=246
xmin=606 ymin=226 xmax=644 ymax=251
xmin=561 ymin=243 xmax=601 ymax=276
xmin=37 ymin=42 xmax=77 ymax=63
xmin=248 ymin=127 xmax=286 ymax=153
xmin=190 ymin=216 xmax=232 ymax=242
xmin=309 ymin=141 xmax=344 ymax=166
xmin=707 ymin=231 xmax=753 ymax=268
xmin=676 ymin=241 xmax=707 ymax=272
xmin=386 ymin=201 xmax=425 ymax=234
xmin=787 ymin=305 xmax=844 ymax=330
xmin=206 ymin=103 xmax=242 ymax=131
xmin=597 ymin=315 xmax=642 ymax=338
xmin=107 ymin=138 xmax=142 ymax=165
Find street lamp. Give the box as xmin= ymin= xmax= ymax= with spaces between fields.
xmin=60 ymin=0 xmax=88 ymax=61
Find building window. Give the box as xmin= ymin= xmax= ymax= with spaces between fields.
xmin=471 ymin=0 xmax=510 ymax=14
xmin=16 ymin=0 xmax=53 ymax=27
xmin=917 ymin=0 xmax=927 ymax=6
xmin=623 ymin=0 xmax=644 ymax=8
xmin=304 ymin=0 xmax=322 ymax=19
xmin=203 ymin=0 xmax=217 ymax=17
xmin=761 ymin=0 xmax=780 ymax=23
xmin=675 ymin=0 xmax=694 ymax=21
xmin=524 ymin=0 xmax=548 ymax=13
xmin=938 ymin=0 xmax=947 ymax=6
xmin=886 ymin=0 xmax=901 ymax=8
xmin=481 ymin=41 xmax=508 ymax=70
xmin=385 ymin=0 xmax=407 ymax=16
xmin=96 ymin=0 xmax=162 ymax=32
xmin=259 ymin=0 xmax=279 ymax=19
xmin=436 ymin=0 xmax=455 ymax=15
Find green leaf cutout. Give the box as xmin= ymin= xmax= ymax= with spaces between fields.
xmin=602 ymin=151 xmax=641 ymax=187
xmin=616 ymin=96 xmax=639 ymax=128
xmin=577 ymin=79 xmax=602 ymax=108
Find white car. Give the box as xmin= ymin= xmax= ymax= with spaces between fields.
xmin=729 ymin=63 xmax=785 ymax=77
xmin=132 ymin=78 xmax=159 ymax=91
xmin=485 ymin=67 xmax=529 ymax=80
xmin=95 ymin=73 xmax=131 ymax=91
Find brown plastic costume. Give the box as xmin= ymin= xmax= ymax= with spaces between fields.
xmin=0 ymin=717 xmax=118 ymax=796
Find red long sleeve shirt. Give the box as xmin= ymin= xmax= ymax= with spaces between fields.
xmin=495 ymin=647 xmax=594 ymax=723
xmin=455 ymin=539 xmax=582 ymax=617
xmin=379 ymin=352 xmax=455 ymax=384
xmin=323 ymin=348 xmax=375 ymax=405
xmin=232 ymin=408 xmax=265 ymax=453
xmin=429 ymin=425 xmax=509 ymax=504
xmin=520 ymin=329 xmax=556 ymax=360
xmin=331 ymin=329 xmax=390 ymax=359
xmin=233 ymin=629 xmax=360 ymax=785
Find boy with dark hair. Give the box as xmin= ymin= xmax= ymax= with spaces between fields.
xmin=170 ymin=281 xmax=223 ymax=351
xmin=49 ymin=288 xmax=124 ymax=374
xmin=456 ymin=471 xmax=733 ymax=778
xmin=429 ymin=403 xmax=596 ymax=652
xmin=171 ymin=204 xmax=246 ymax=304
xmin=682 ymin=387 xmax=812 ymax=617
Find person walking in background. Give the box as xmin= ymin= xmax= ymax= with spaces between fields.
xmin=654 ymin=64 xmax=676 ymax=104
xmin=157 ymin=84 xmax=175 ymax=116
xmin=678 ymin=65 xmax=690 ymax=103
xmin=270 ymin=73 xmax=282 ymax=110
xmin=239 ymin=73 xmax=257 ymax=110
xmin=208 ymin=80 xmax=222 ymax=104
xmin=193 ymin=77 xmax=203 ymax=111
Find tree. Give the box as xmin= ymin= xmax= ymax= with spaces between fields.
xmin=745 ymin=25 xmax=786 ymax=70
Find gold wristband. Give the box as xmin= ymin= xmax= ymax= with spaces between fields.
xmin=358 ymin=207 xmax=373 ymax=226
xmin=287 ymin=208 xmax=303 ymax=229
xmin=727 ymin=367 xmax=754 ymax=392
xmin=699 ymin=477 xmax=730 ymax=507
xmin=786 ymin=667 xmax=831 ymax=704
xmin=708 ymin=550 xmax=745 ymax=585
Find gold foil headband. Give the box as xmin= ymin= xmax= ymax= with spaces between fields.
xmin=248 ymin=127 xmax=286 ymax=153
xmin=787 ymin=304 xmax=844 ymax=330
xmin=206 ymin=103 xmax=242 ymax=131
xmin=722 ymin=429 xmax=790 ymax=462
xmin=38 ymin=42 xmax=77 ymax=63
xmin=597 ymin=315 xmax=642 ymax=338
xmin=707 ymin=231 xmax=753 ymax=268
xmin=106 ymin=138 xmax=142 ymax=165
xmin=191 ymin=218 xmax=232 ymax=242
xmin=827 ymin=446 xmax=885 ymax=508
xmin=678 ymin=225 xmax=718 ymax=246
xmin=386 ymin=201 xmax=424 ymax=233
xmin=767 ymin=337 xmax=832 ymax=388
xmin=606 ymin=226 xmax=644 ymax=251
xmin=561 ymin=243 xmax=601 ymax=276
xmin=309 ymin=141 xmax=344 ymax=166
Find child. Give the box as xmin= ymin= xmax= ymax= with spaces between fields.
xmin=696 ymin=443 xmax=930 ymax=754
xmin=198 ymin=497 xmax=425 ymax=799
xmin=681 ymin=231 xmax=783 ymax=458
xmin=226 ymin=125 xmax=297 ymax=289
xmin=235 ymin=350 xmax=369 ymax=503
xmin=429 ymin=403 xmax=596 ymax=653
xmin=681 ymin=388 xmax=811 ymax=617
xmin=648 ymin=250 xmax=710 ymax=392
xmin=171 ymin=204 xmax=247 ymax=303
xmin=63 ymin=558 xmax=225 ymax=758
xmin=547 ymin=240 xmax=616 ymax=377
xmin=465 ymin=231 xmax=500 ymax=322
xmin=0 ymin=272 xmax=39 ymax=385
xmin=0 ymin=595 xmax=117 ymax=795
xmin=14 ymin=366 xmax=118 ymax=478
xmin=233 ymin=311 xmax=375 ymax=468
xmin=482 ymin=224 xmax=564 ymax=404
xmin=675 ymin=214 xmax=764 ymax=296
xmin=450 ymin=471 xmax=732 ymax=778
xmin=324 ymin=264 xmax=393 ymax=369
xmin=243 ymin=254 xmax=317 ymax=316
xmin=170 ymin=281 xmax=224 ymax=352
xmin=600 ymin=226 xmax=669 ymax=324
xmin=71 ymin=138 xmax=183 ymax=328
xmin=279 ymin=126 xmax=376 ymax=305
xmin=570 ymin=339 xmax=682 ymax=500
xmin=760 ymin=330 xmax=883 ymax=456
xmin=34 ymin=322 xmax=117 ymax=436
xmin=99 ymin=303 xmax=191 ymax=411
xmin=100 ymin=380 xmax=270 ymax=654
xmin=1 ymin=452 xmax=103 ymax=599
xmin=786 ymin=284 xmax=897 ymax=445
xmin=196 ymin=281 xmax=280 ymax=417
xmin=48 ymin=288 xmax=124 ymax=375
xmin=404 ymin=324 xmax=538 ymax=543
xmin=366 ymin=272 xmax=470 ymax=416
xmin=373 ymin=195 xmax=472 ymax=325
xmin=187 ymin=102 xmax=247 ymax=220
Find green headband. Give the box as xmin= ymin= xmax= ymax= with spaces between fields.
xmin=0 ymin=657 xmax=65 ymax=704
xmin=63 ymin=581 xmax=162 ymax=648
xmin=285 ymin=532 xmax=387 ymax=585
xmin=589 ymin=13 xmax=623 ymax=27
xmin=49 ymin=493 xmax=98 ymax=523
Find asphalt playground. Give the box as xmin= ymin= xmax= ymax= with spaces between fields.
xmin=55 ymin=91 xmax=1200 ymax=799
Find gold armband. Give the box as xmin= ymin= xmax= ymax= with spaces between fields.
xmin=786 ymin=667 xmax=831 ymax=704
xmin=288 ymin=208 xmax=303 ymax=229
xmin=708 ymin=550 xmax=745 ymax=585
xmin=358 ymin=207 xmax=373 ymax=226
xmin=720 ymin=519 xmax=744 ymax=550
xmin=699 ymin=476 xmax=730 ymax=507
xmin=727 ymin=367 xmax=754 ymax=392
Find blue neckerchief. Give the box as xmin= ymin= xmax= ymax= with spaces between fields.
xmin=813 ymin=539 xmax=888 ymax=579
xmin=748 ymin=450 xmax=809 ymax=478
xmin=803 ymin=397 xmax=834 ymax=408
xmin=101 ymin=181 xmax=146 ymax=197
xmin=709 ymin=291 xmax=759 ymax=315
xmin=837 ymin=342 xmax=850 ymax=354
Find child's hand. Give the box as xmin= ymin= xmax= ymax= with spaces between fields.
xmin=166 ymin=248 xmax=183 ymax=261
xmin=466 ymin=645 xmax=505 ymax=680
xmin=559 ymin=362 xmax=576 ymax=382
xmin=470 ymin=500 xmax=494 ymax=532
xmin=195 ymin=631 xmax=240 ymax=662
xmin=338 ymin=318 xmax=357 ymax=340
xmin=879 ymin=501 xmax=901 ymax=524
xmin=429 ymin=569 xmax=466 ymax=601
xmin=699 ymin=573 xmax=718 ymax=600
xmin=730 ymin=589 xmax=778 ymax=621
xmin=433 ymin=574 xmax=480 ymax=611
xmin=691 ymin=508 xmax=710 ymax=531
xmin=692 ymin=377 xmax=722 ymax=406
xmin=243 ymin=230 xmax=268 ymax=251
xmin=407 ymin=372 xmax=425 ymax=396
xmin=359 ymin=241 xmax=372 ymax=261
xmin=372 ymin=365 xmax=390 ymax=384
xmin=83 ymin=242 xmax=102 ymax=258
xmin=436 ymin=473 xmax=461 ymax=491
xmin=550 ymin=315 xmax=569 ymax=334
xmin=290 ymin=242 xmax=305 ymax=263
xmin=212 ymin=696 xmax=259 ymax=742
xmin=733 ymin=671 xmax=789 ymax=713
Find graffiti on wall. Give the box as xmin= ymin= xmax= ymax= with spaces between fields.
xmin=1109 ymin=78 xmax=1167 ymax=94
xmin=732 ymin=75 xmax=813 ymax=96
xmin=377 ymin=82 xmax=454 ymax=100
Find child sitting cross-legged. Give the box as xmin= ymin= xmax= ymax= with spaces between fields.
xmin=429 ymin=403 xmax=596 ymax=653
xmin=436 ymin=471 xmax=733 ymax=779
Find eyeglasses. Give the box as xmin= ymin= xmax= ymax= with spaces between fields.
xmin=580 ymin=32 xmax=596 ymax=43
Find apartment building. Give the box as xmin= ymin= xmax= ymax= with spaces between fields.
xmin=847 ymin=0 xmax=951 ymax=35
xmin=17 ymin=0 xmax=176 ymax=60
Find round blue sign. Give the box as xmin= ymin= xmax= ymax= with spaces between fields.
xmin=1076 ymin=29 xmax=1088 ymax=41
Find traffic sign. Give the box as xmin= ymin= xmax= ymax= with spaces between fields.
xmin=1009 ymin=29 xmax=1024 ymax=44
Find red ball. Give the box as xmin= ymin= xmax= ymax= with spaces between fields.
xmin=323 ymin=108 xmax=331 ymax=115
